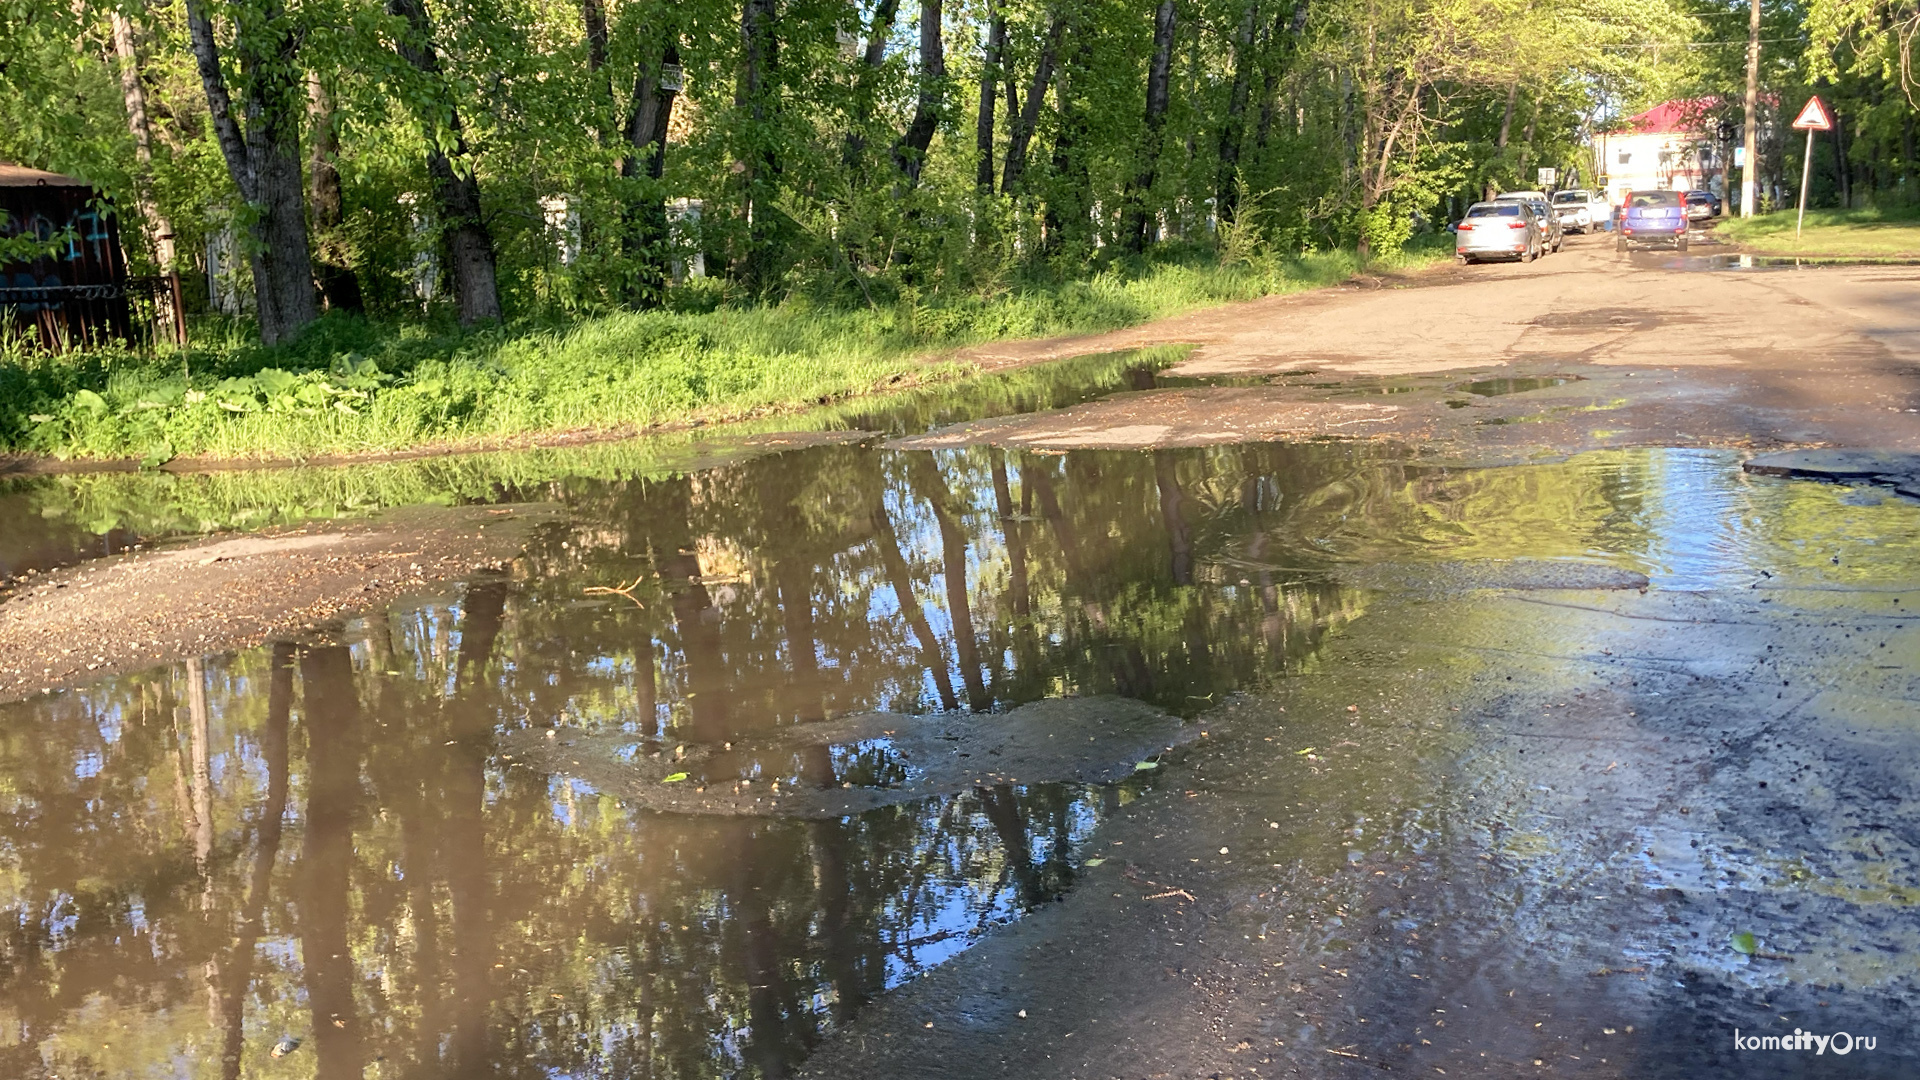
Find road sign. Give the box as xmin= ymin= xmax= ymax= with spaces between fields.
xmin=1792 ymin=96 xmax=1833 ymax=131
xmin=1537 ymin=167 xmax=1557 ymax=188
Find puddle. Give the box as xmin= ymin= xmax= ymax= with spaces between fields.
xmin=1674 ymin=252 xmax=1920 ymax=271
xmin=1453 ymin=375 xmax=1578 ymax=397
xmin=5 ymin=380 xmax=1920 ymax=1076
xmin=0 ymin=349 xmax=1184 ymax=582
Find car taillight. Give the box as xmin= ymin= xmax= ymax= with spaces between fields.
xmin=1507 ymin=221 xmax=1528 ymax=230
xmin=1457 ymin=223 xmax=1473 ymax=231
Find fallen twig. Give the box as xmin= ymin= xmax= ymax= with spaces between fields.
xmin=583 ymin=577 xmax=648 ymax=609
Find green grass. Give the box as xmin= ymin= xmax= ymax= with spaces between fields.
xmin=0 ymin=242 xmax=1447 ymax=464
xmin=1714 ymin=205 xmax=1920 ymax=258
xmin=0 ymin=347 xmax=1188 ymax=540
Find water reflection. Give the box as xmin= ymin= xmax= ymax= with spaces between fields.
xmin=5 ymin=439 xmax=1877 ymax=1077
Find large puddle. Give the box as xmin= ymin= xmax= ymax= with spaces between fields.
xmin=2 ymin=355 xmax=1918 ymax=1076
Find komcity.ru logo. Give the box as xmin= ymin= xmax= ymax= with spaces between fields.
xmin=1734 ymin=1029 xmax=1878 ymax=1055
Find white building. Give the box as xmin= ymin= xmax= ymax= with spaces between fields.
xmin=1594 ymin=99 xmax=1728 ymax=205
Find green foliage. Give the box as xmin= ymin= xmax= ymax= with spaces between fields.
xmin=1715 ymin=205 xmax=1920 ymax=255
xmin=1 ymin=249 xmax=1444 ymax=461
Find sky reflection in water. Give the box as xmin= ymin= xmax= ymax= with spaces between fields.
xmin=0 ymin=417 xmax=1906 ymax=1078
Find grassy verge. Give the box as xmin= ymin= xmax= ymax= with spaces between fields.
xmin=0 ymin=242 xmax=1447 ymax=464
xmin=1714 ymin=205 xmax=1920 ymax=258
xmin=1 ymin=348 xmax=1185 ymax=542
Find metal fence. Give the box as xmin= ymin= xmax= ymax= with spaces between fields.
xmin=0 ymin=273 xmax=185 ymax=353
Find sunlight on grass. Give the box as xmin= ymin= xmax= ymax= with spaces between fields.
xmin=0 ymin=246 xmax=1447 ymax=463
xmin=1716 ymin=206 xmax=1920 ymax=258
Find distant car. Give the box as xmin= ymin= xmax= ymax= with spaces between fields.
xmin=1684 ymin=190 xmax=1722 ymax=221
xmin=1616 ymin=189 xmax=1690 ymax=251
xmin=1551 ymin=189 xmax=1610 ymax=233
xmin=1456 ymin=201 xmax=1545 ymax=264
xmin=1494 ymin=191 xmax=1562 ymax=253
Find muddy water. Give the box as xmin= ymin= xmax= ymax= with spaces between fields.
xmin=2 ymin=360 xmax=1918 ymax=1077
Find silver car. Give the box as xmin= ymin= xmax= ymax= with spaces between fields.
xmin=1495 ymin=192 xmax=1562 ymax=253
xmin=1455 ymin=201 xmax=1545 ymax=263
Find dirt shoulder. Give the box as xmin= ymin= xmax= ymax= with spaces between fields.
xmin=0 ymin=502 xmax=562 ymax=703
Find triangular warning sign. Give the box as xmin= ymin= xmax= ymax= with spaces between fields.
xmin=1792 ymin=96 xmax=1833 ymax=131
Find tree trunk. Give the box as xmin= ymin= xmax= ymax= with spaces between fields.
xmin=910 ymin=455 xmax=989 ymax=711
xmin=1517 ymin=96 xmax=1536 ymax=178
xmin=216 ymin=643 xmax=292 ymax=1080
xmin=1252 ymin=0 xmax=1309 ymax=156
xmin=843 ymin=0 xmax=900 ymax=171
xmin=443 ymin=581 xmax=506 ymax=1075
xmin=298 ymin=646 xmax=368 ymax=1080
xmin=108 ymin=10 xmax=174 ymax=270
xmin=1001 ymin=12 xmax=1063 ymax=194
xmin=736 ymin=0 xmax=781 ymax=291
xmin=184 ymin=0 xmax=319 ymax=344
xmin=580 ymin=0 xmax=608 ymax=74
xmin=1044 ymin=27 xmax=1092 ymax=252
xmin=891 ymin=0 xmax=946 ymax=189
xmin=1214 ymin=0 xmax=1259 ymax=224
xmin=580 ymin=0 xmax=612 ymax=147
xmin=1485 ymin=82 xmax=1516 ymax=200
xmin=870 ymin=490 xmax=959 ymax=711
xmin=1123 ymin=0 xmax=1178 ymax=252
xmin=976 ymin=7 xmax=1007 ymax=194
xmin=388 ymin=0 xmax=502 ymax=325
xmin=1900 ymin=112 xmax=1915 ymax=186
xmin=622 ymin=40 xmax=681 ymax=305
xmin=306 ymin=75 xmax=362 ymax=312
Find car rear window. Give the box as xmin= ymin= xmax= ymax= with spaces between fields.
xmin=1629 ymin=191 xmax=1683 ymax=208
xmin=1467 ymin=204 xmax=1522 ymax=217
xmin=1552 ymin=192 xmax=1585 ymax=204
xmin=1686 ymin=193 xmax=1711 ymax=202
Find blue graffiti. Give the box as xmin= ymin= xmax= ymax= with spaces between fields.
xmin=75 ymin=209 xmax=109 ymax=260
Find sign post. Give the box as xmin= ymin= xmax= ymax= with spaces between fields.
xmin=1791 ymin=96 xmax=1834 ymax=242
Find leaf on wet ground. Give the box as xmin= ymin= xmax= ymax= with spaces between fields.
xmin=662 ymin=772 xmax=689 ymax=783
xmin=1729 ymin=931 xmax=1757 ymax=955
xmin=1135 ymin=760 xmax=1159 ymax=771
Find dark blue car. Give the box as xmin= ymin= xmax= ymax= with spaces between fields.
xmin=1615 ymin=189 xmax=1690 ymax=252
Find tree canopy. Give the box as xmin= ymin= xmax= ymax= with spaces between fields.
xmin=0 ymin=0 xmax=1909 ymax=344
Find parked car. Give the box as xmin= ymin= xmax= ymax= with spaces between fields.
xmin=1455 ymin=201 xmax=1545 ymax=263
xmin=1616 ymin=189 xmax=1690 ymax=251
xmin=1551 ymin=189 xmax=1611 ymax=233
xmin=1684 ymin=190 xmax=1722 ymax=220
xmin=1494 ymin=191 xmax=1562 ymax=253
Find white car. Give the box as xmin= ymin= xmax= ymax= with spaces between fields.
xmin=1550 ymin=189 xmax=1611 ymax=234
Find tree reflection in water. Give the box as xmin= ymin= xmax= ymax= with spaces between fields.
xmin=0 ymin=438 xmax=1442 ymax=1078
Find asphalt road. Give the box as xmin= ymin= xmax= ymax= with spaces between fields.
xmin=798 ymin=233 xmax=1920 ymax=1079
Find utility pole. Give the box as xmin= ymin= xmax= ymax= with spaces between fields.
xmin=1740 ymin=0 xmax=1761 ymax=217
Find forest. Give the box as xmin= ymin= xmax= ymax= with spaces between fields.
xmin=0 ymin=0 xmax=1916 ymax=459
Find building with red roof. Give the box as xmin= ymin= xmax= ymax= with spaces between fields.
xmin=1594 ymin=98 xmax=1730 ymax=206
